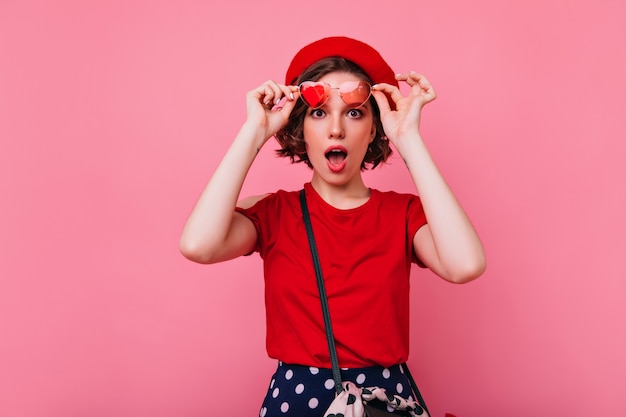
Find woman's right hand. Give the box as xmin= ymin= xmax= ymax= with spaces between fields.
xmin=245 ymin=80 xmax=299 ymax=146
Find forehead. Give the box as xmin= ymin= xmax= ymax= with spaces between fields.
xmin=316 ymin=71 xmax=367 ymax=85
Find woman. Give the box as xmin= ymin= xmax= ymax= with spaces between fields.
xmin=179 ymin=36 xmax=486 ymax=417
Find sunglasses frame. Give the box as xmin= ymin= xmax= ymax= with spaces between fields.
xmin=297 ymin=80 xmax=373 ymax=109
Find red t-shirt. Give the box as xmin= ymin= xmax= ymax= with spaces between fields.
xmin=235 ymin=182 xmax=427 ymax=368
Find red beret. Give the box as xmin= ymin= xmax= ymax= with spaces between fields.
xmin=285 ymin=36 xmax=398 ymax=89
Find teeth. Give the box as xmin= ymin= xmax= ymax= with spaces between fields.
xmin=326 ymin=150 xmax=346 ymax=158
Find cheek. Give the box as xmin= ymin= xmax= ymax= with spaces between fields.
xmin=357 ymin=123 xmax=375 ymax=142
xmin=302 ymin=122 xmax=323 ymax=145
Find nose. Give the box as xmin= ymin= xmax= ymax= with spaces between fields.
xmin=328 ymin=114 xmax=345 ymax=139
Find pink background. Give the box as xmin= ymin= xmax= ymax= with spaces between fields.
xmin=1 ymin=1 xmax=625 ymax=416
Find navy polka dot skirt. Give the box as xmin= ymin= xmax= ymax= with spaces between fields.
xmin=259 ymin=362 xmax=416 ymax=417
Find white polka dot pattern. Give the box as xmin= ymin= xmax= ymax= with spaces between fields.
xmin=259 ymin=362 xmax=424 ymax=416
xmin=308 ymin=397 xmax=319 ymax=409
xmin=324 ymin=378 xmax=335 ymax=390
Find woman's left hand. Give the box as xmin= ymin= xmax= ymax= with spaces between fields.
xmin=371 ymin=71 xmax=436 ymax=147
xmin=374 ymin=73 xmax=486 ymax=284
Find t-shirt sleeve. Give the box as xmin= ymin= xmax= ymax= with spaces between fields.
xmin=234 ymin=196 xmax=271 ymax=255
xmin=407 ymin=195 xmax=428 ymax=267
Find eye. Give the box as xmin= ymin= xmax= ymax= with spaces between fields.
xmin=347 ymin=108 xmax=363 ymax=118
xmin=309 ymin=108 xmax=326 ymax=118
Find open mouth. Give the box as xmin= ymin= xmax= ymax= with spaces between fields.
xmin=325 ymin=149 xmax=347 ymax=165
xmin=324 ymin=147 xmax=348 ymax=172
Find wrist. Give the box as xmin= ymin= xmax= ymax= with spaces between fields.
xmin=237 ymin=121 xmax=271 ymax=151
xmin=391 ymin=131 xmax=424 ymax=155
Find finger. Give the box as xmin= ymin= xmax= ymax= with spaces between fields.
xmin=394 ymin=71 xmax=422 ymax=84
xmin=249 ymin=83 xmax=271 ymax=107
xmin=266 ymin=94 xmax=299 ymax=137
xmin=268 ymin=83 xmax=299 ymax=107
xmin=263 ymin=83 xmax=280 ymax=106
xmin=372 ymin=82 xmax=404 ymax=109
xmin=257 ymin=80 xmax=284 ymax=106
xmin=412 ymin=72 xmax=436 ymax=96
xmin=401 ymin=72 xmax=437 ymax=97
xmin=371 ymin=90 xmax=391 ymax=114
xmin=394 ymin=72 xmax=410 ymax=81
xmin=273 ymin=91 xmax=298 ymax=116
xmin=397 ymin=71 xmax=422 ymax=87
xmin=272 ymin=83 xmax=299 ymax=110
xmin=270 ymin=85 xmax=299 ymax=110
xmin=281 ymin=85 xmax=298 ymax=101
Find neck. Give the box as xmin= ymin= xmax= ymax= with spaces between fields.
xmin=309 ymin=176 xmax=370 ymax=210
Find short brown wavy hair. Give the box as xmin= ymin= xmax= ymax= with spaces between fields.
xmin=275 ymin=57 xmax=392 ymax=170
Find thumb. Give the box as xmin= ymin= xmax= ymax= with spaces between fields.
xmin=276 ymin=94 xmax=298 ymax=116
xmin=268 ymin=96 xmax=297 ymax=133
xmin=372 ymin=82 xmax=403 ymax=114
xmin=372 ymin=90 xmax=392 ymax=115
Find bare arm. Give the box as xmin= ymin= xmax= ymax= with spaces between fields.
xmin=372 ymin=72 xmax=486 ymax=283
xmin=407 ymin=137 xmax=486 ymax=283
xmin=179 ymin=81 xmax=298 ymax=264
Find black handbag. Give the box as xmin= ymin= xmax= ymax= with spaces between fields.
xmin=300 ymin=189 xmax=430 ymax=417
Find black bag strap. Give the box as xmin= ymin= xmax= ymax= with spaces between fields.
xmin=299 ymin=189 xmax=429 ymax=413
xmin=300 ymin=189 xmax=343 ymax=395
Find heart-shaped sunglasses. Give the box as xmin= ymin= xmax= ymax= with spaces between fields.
xmin=297 ymin=80 xmax=372 ymax=109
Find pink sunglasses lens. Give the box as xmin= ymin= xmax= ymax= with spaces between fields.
xmin=339 ymin=81 xmax=371 ymax=106
xmin=299 ymin=82 xmax=329 ymax=108
xmin=299 ymin=81 xmax=372 ymax=108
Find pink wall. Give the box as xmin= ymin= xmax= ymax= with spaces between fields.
xmin=1 ymin=1 xmax=624 ymax=416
